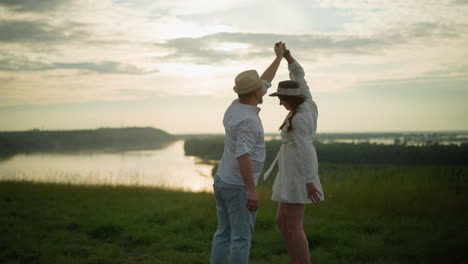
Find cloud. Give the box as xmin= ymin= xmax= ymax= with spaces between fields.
xmin=1 ymin=0 xmax=466 ymax=105
xmin=0 ymin=0 xmax=72 ymax=13
xmin=123 ymin=0 xmax=251 ymax=16
xmin=453 ymin=0 xmax=468 ymax=5
xmin=154 ymin=21 xmax=467 ymax=64
xmin=0 ymin=20 xmax=88 ymax=43
xmin=0 ymin=77 xmax=14 ymax=84
xmin=0 ymin=56 xmax=157 ymax=74
xmin=373 ymin=64 xmax=468 ymax=84
xmin=397 ymin=22 xmax=467 ymax=39
xmin=52 ymin=61 xmax=157 ymax=74
xmin=155 ymin=32 xmax=388 ymax=64
xmin=425 ymin=65 xmax=468 ymax=78
xmin=0 ymin=54 xmax=49 ymax=71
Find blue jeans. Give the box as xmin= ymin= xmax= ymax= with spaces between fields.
xmin=210 ymin=176 xmax=257 ymax=264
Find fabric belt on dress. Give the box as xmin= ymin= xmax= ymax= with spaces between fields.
xmin=263 ymin=143 xmax=289 ymax=201
xmin=263 ymin=143 xmax=286 ymax=180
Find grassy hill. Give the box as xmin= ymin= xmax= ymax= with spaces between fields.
xmin=1 ymin=163 xmax=467 ymax=263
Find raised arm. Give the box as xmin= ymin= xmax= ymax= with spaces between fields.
xmin=283 ymin=48 xmax=296 ymax=64
xmin=259 ymin=42 xmax=284 ymax=83
xmin=283 ymin=44 xmax=312 ymax=100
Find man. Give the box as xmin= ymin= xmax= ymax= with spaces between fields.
xmin=210 ymin=42 xmax=285 ymax=264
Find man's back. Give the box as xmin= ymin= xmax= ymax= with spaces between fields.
xmin=216 ymin=99 xmax=265 ymax=186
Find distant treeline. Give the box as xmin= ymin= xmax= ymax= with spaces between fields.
xmin=184 ymin=138 xmax=468 ymax=165
xmin=315 ymin=132 xmax=465 ymax=141
xmin=0 ymin=127 xmax=175 ymax=157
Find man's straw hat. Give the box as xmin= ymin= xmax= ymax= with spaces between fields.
xmin=233 ymin=70 xmax=268 ymax=95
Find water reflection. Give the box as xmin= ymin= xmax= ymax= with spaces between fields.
xmin=0 ymin=141 xmax=214 ymax=192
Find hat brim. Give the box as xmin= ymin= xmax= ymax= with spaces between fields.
xmin=269 ymin=92 xmax=305 ymax=98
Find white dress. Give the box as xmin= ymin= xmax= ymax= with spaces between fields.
xmin=265 ymin=61 xmax=324 ymax=204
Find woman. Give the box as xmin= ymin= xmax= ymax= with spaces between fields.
xmin=264 ymin=45 xmax=324 ymax=264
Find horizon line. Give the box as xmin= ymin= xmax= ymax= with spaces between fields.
xmin=1 ymin=127 xmax=468 ymax=134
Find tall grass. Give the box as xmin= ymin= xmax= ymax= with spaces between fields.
xmin=317 ymin=164 xmax=467 ymax=216
xmin=1 ymin=164 xmax=467 ymax=263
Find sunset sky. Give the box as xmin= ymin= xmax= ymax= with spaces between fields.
xmin=1 ymin=0 xmax=467 ymax=134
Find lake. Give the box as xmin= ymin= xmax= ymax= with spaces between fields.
xmin=0 ymin=140 xmax=214 ymax=192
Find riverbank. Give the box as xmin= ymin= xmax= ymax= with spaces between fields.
xmin=1 ymin=164 xmax=467 ymax=263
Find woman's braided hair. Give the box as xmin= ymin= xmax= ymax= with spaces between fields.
xmin=278 ymin=95 xmax=305 ymax=132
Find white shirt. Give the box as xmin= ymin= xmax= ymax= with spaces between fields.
xmin=216 ymin=99 xmax=266 ymax=186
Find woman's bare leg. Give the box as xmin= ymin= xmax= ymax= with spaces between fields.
xmin=278 ymin=203 xmax=311 ymax=264
xmin=276 ymin=203 xmax=296 ymax=262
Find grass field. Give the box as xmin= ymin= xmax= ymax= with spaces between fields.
xmin=1 ymin=164 xmax=467 ymax=264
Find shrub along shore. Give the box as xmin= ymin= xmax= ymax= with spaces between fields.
xmin=184 ymin=138 xmax=468 ymax=166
